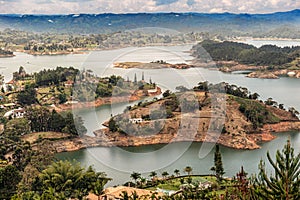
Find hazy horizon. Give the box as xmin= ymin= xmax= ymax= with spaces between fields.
xmin=0 ymin=0 xmax=299 ymax=15
xmin=0 ymin=8 xmax=300 ymax=16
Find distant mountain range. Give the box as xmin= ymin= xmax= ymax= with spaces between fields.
xmin=0 ymin=10 xmax=300 ymax=38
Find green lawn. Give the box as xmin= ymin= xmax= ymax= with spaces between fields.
xmin=147 ymin=175 xmax=218 ymax=192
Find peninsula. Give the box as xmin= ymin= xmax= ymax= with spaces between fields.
xmin=191 ymin=40 xmax=300 ymax=79
xmin=93 ymin=82 xmax=300 ymax=150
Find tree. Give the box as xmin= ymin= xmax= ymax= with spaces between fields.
xmin=184 ymin=166 xmax=193 ymax=176
xmin=130 ymin=172 xmax=141 ymax=186
xmin=5 ymin=118 xmax=31 ymax=139
xmin=149 ymin=171 xmax=157 ymax=182
xmin=162 ymin=90 xmax=171 ymax=98
xmin=211 ymin=145 xmax=225 ymax=183
xmin=161 ymin=171 xmax=169 ymax=180
xmin=174 ymin=169 xmax=180 ymax=177
xmin=17 ymin=84 xmax=37 ymax=106
xmin=58 ymin=92 xmax=67 ymax=104
xmin=108 ymin=117 xmax=118 ymax=132
xmin=253 ymin=140 xmax=300 ymax=199
xmin=235 ymin=166 xmax=249 ymax=199
xmin=134 ymin=73 xmax=137 ymax=84
xmin=89 ymin=167 xmax=110 ymax=200
xmin=0 ymin=165 xmax=22 ymax=199
xmin=38 ymin=160 xmax=110 ymax=199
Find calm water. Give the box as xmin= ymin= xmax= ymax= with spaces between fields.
xmin=242 ymin=39 xmax=300 ymax=48
xmin=1 ymin=41 xmax=300 ymax=186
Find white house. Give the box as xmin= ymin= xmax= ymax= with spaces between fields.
xmin=4 ymin=108 xmax=25 ymax=119
xmin=129 ymin=118 xmax=143 ymax=124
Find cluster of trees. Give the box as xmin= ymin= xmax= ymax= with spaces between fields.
xmin=237 ymin=97 xmax=280 ymax=129
xmin=95 ymin=74 xmax=155 ymax=98
xmin=95 ymin=75 xmax=124 ymax=97
xmin=192 ymin=40 xmax=300 ymax=67
xmin=24 ymin=43 xmax=72 ymax=52
xmin=17 ymin=83 xmax=37 ymax=106
xmin=1 ymin=129 xmax=299 ymax=200
xmin=0 ymin=139 xmax=56 ymax=199
xmin=0 ymin=48 xmax=13 ymax=56
xmin=127 ymin=166 xmax=195 ymax=189
xmin=1 ymin=159 xmax=110 ymax=200
xmin=34 ymin=67 xmax=78 ymax=86
xmin=121 ymin=140 xmax=300 ymax=200
xmin=12 ymin=66 xmax=31 ymax=81
xmin=194 ymin=82 xmax=293 ymax=129
xmin=25 ymin=107 xmax=87 ymax=136
xmin=11 ymin=160 xmax=110 ymax=200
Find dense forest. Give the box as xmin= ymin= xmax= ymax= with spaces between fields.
xmin=34 ymin=67 xmax=79 ymax=87
xmin=192 ymin=40 xmax=300 ymax=67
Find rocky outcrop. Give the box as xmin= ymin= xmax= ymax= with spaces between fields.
xmin=220 ymin=64 xmax=267 ymax=73
xmin=246 ymin=71 xmax=279 ymax=79
xmin=261 ymin=121 xmax=300 ymax=134
xmin=247 ymin=69 xmax=300 ymax=79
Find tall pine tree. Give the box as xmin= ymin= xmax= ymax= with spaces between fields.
xmin=253 ymin=139 xmax=300 ymax=199
xmin=211 ymin=145 xmax=225 ymax=183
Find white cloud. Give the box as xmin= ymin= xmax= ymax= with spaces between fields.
xmin=0 ymin=0 xmax=299 ymax=14
xmin=209 ymin=8 xmax=225 ymax=13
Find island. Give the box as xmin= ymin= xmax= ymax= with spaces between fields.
xmin=191 ymin=40 xmax=300 ymax=79
xmin=114 ymin=61 xmax=194 ymax=69
xmin=92 ymin=82 xmax=300 ymax=150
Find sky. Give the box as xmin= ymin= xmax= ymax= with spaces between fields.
xmin=0 ymin=0 xmax=299 ymax=14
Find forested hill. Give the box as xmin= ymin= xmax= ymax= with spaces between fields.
xmin=192 ymin=40 xmax=300 ymax=67
xmin=0 ymin=10 xmax=300 ymax=38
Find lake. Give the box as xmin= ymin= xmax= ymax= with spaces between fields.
xmin=1 ymin=41 xmax=300 ymax=186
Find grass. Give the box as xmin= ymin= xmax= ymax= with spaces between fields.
xmin=147 ymin=175 xmax=218 ymax=192
xmin=22 ymin=132 xmax=71 ymax=143
xmin=156 ymin=183 xmax=179 ymax=191
xmin=37 ymin=86 xmax=70 ymax=105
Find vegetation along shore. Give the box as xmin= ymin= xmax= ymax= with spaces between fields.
xmin=192 ymin=40 xmax=300 ymax=79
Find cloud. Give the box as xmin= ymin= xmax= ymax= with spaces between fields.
xmin=60 ymin=0 xmax=94 ymax=2
xmin=0 ymin=0 xmax=299 ymax=14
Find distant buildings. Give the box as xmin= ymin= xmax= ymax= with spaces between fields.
xmin=3 ymin=108 xmax=25 ymax=119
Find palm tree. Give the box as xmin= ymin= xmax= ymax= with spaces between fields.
xmin=140 ymin=177 xmax=147 ymax=187
xmin=184 ymin=166 xmax=193 ymax=176
xmin=39 ymin=160 xmax=110 ymax=199
xmin=130 ymin=172 xmax=141 ymax=186
xmin=161 ymin=171 xmax=169 ymax=180
xmin=149 ymin=171 xmax=157 ymax=183
xmin=174 ymin=169 xmax=180 ymax=177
